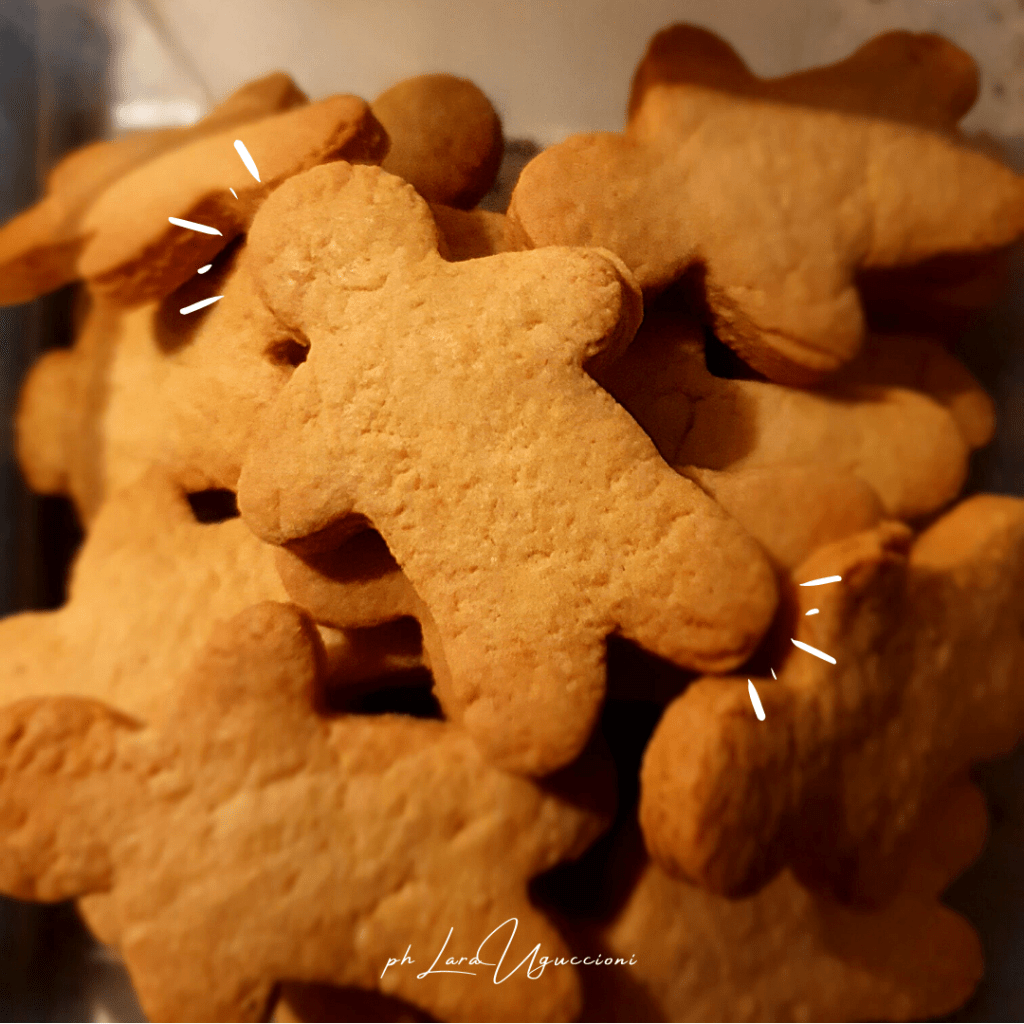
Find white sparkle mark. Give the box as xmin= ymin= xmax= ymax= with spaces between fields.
xmin=748 ymin=680 xmax=766 ymax=721
xmin=770 ymin=668 xmax=777 ymax=680
xmin=229 ymin=188 xmax=238 ymax=199
xmin=791 ymin=638 xmax=837 ymax=665
xmin=180 ymin=295 xmax=223 ymax=315
xmin=197 ymin=263 xmax=213 ymax=274
xmin=805 ymin=608 xmax=819 ymax=616
xmin=234 ymin=139 xmax=261 ymax=181
xmin=800 ymin=575 xmax=842 ymax=587
xmin=168 ymin=216 xmax=222 ymax=236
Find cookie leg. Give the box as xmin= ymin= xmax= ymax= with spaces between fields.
xmin=420 ymin=608 xmax=607 ymax=776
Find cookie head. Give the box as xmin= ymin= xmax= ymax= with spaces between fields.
xmin=372 ymin=73 xmax=504 ymax=208
xmin=246 ymin=160 xmax=441 ymax=328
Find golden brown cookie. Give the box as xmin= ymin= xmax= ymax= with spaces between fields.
xmin=640 ymin=495 xmax=1024 ymax=902
xmin=628 ymin=26 xmax=1013 ymax=341
xmin=78 ymin=96 xmax=388 ymax=306
xmin=0 ymin=602 xmax=610 ymax=1022
xmin=275 ymin=531 xmax=420 ymax=629
xmin=0 ymin=469 xmax=409 ymax=717
xmin=430 ymin=204 xmax=519 ymax=261
xmin=594 ymin=303 xmax=981 ymax=521
xmin=12 ymin=236 xmax=301 ymax=525
xmin=14 ymin=292 xmax=120 ymax=520
xmin=628 ymin=25 xmax=979 ymax=130
xmin=576 ymin=783 xmax=985 ymax=1022
xmin=681 ymin=464 xmax=885 ymax=571
xmin=233 ymin=162 xmax=778 ymax=775
xmin=508 ymin=30 xmax=1024 ymax=383
xmin=15 ymin=204 xmax=521 ymax=526
xmin=99 ymin=240 xmax=290 ymax=497
xmin=75 ymin=613 xmax=427 ymax=954
xmin=373 ymin=74 xmax=503 ymax=209
xmin=0 ymin=72 xmax=307 ymax=306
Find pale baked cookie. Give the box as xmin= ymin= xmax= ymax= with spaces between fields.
xmin=0 ymin=469 xmax=410 ymax=717
xmin=0 ymin=72 xmax=307 ymax=307
xmin=631 ymin=15 xmax=1015 ymax=345
xmin=574 ymin=783 xmax=985 ymax=1022
xmin=234 ymin=162 xmax=778 ymax=775
xmin=641 ymin=495 xmax=1024 ymax=903
xmin=78 ymin=96 xmax=388 ymax=306
xmin=594 ymin=301 xmax=984 ymax=522
xmin=627 ymin=25 xmax=979 ymax=130
xmin=508 ymin=29 xmax=1024 ymax=383
xmin=14 ymin=238 xmax=305 ymax=524
xmin=15 ymin=207 xmax=521 ymax=526
xmin=0 ymin=602 xmax=611 ymax=1023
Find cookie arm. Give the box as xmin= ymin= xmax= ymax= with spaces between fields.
xmin=861 ymin=126 xmax=1024 ymax=267
xmin=769 ymin=32 xmax=978 ymax=129
xmin=640 ymin=675 xmax=802 ymax=896
xmin=0 ymin=696 xmax=140 ymax=901
xmin=236 ymin=398 xmax=363 ymax=547
xmin=458 ymin=246 xmax=643 ymax=375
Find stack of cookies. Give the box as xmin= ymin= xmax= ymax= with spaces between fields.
xmin=1 ymin=25 xmax=1023 ymax=1022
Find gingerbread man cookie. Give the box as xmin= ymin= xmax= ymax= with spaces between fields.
xmin=576 ymin=784 xmax=984 ymax=1021
xmin=234 ymin=162 xmax=778 ymax=775
xmin=78 ymin=96 xmax=388 ymax=306
xmin=595 ymin=301 xmax=984 ymax=522
xmin=508 ymin=29 xmax=1024 ymax=382
xmin=0 ymin=469 xmax=411 ymax=718
xmin=0 ymin=72 xmax=307 ymax=307
xmin=0 ymin=603 xmax=609 ymax=1022
xmin=641 ymin=495 xmax=1024 ymax=902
